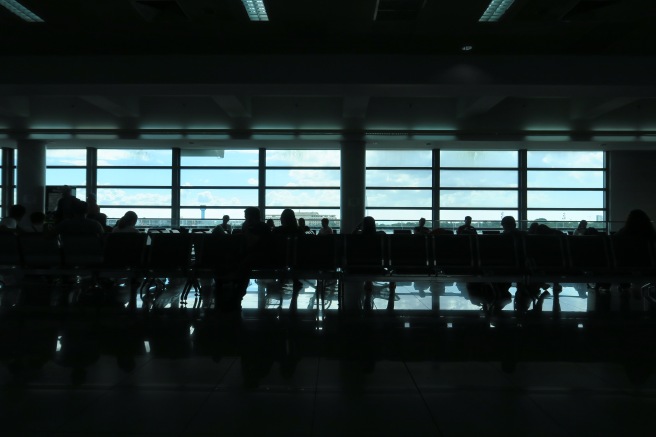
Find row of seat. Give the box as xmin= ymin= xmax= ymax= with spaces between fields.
xmin=1 ymin=231 xmax=653 ymax=283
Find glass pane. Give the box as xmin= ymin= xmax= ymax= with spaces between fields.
xmin=366 ymin=189 xmax=432 ymax=208
xmin=527 ymin=170 xmax=604 ymax=188
xmin=97 ymin=188 xmax=171 ymax=206
xmin=266 ymin=189 xmax=340 ymax=207
xmin=366 ymin=150 xmax=431 ymax=167
xmin=527 ymin=151 xmax=604 ymax=168
xmin=181 ymin=189 xmax=258 ymax=207
xmin=180 ymin=149 xmax=259 ymax=166
xmin=46 ymin=168 xmax=86 ymax=186
xmin=266 ymin=150 xmax=340 ymax=167
xmin=440 ymin=151 xmax=517 ymax=168
xmin=97 ymin=149 xmax=172 ymax=166
xmin=267 ymin=169 xmax=340 ymax=187
xmin=440 ymin=190 xmax=518 ymax=208
xmin=98 ymin=169 xmax=171 ymax=186
xmin=527 ymin=210 xmax=606 ymax=223
xmin=265 ymin=209 xmax=340 ymax=229
xmin=180 ymin=207 xmax=248 ymax=221
xmin=366 ymin=169 xmax=432 ymax=187
xmin=439 ymin=209 xmax=518 ymax=225
xmin=103 ymin=207 xmax=172 ymax=226
xmin=527 ymin=190 xmax=604 ymax=209
xmin=46 ymin=149 xmax=86 ymax=166
xmin=181 ymin=169 xmax=258 ymax=187
xmin=440 ymin=170 xmax=517 ymax=188
xmin=364 ymin=209 xmax=433 ymax=226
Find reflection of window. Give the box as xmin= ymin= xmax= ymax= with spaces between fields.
xmin=527 ymin=151 xmax=605 ymax=224
xmin=366 ymin=150 xmax=432 ymax=225
xmin=440 ymin=151 xmax=518 ymax=223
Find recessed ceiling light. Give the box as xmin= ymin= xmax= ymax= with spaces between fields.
xmin=461 ymin=45 xmax=473 ymax=51
xmin=241 ymin=0 xmax=269 ymax=21
xmin=479 ymin=0 xmax=515 ymax=22
xmin=0 ymin=0 xmax=44 ymax=22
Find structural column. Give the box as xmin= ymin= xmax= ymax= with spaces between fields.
xmin=340 ymin=139 xmax=366 ymax=234
xmin=340 ymin=139 xmax=366 ymax=312
xmin=16 ymin=140 xmax=46 ymax=225
xmin=1 ymin=147 xmax=15 ymax=217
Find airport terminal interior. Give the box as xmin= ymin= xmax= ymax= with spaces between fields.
xmin=2 ymin=0 xmax=656 ymax=435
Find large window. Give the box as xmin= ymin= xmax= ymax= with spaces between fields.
xmin=97 ymin=149 xmax=172 ymax=227
xmin=526 ymin=151 xmax=605 ymax=228
xmin=45 ymin=148 xmax=87 ymax=209
xmin=180 ymin=149 xmax=259 ymax=227
xmin=265 ymin=150 xmax=340 ymax=230
xmin=439 ymin=151 xmax=518 ymax=230
xmin=366 ymin=150 xmax=433 ymax=231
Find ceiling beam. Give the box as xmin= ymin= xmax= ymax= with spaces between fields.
xmin=342 ymin=96 xmax=370 ymax=118
xmin=79 ymin=96 xmax=139 ymax=117
xmin=457 ymin=96 xmax=506 ymax=119
xmin=572 ymin=97 xmax=640 ymax=120
xmin=211 ymin=95 xmax=251 ymax=118
xmin=0 ymin=96 xmax=29 ymax=117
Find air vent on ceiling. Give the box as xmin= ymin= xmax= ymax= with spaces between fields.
xmin=132 ymin=0 xmax=188 ymax=22
xmin=374 ymin=0 xmax=427 ymax=21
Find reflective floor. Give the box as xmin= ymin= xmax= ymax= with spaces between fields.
xmin=0 ymin=275 xmax=655 ymax=436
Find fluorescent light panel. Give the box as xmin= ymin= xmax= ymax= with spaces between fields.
xmin=241 ymin=0 xmax=268 ymax=21
xmin=0 ymin=0 xmax=44 ymax=22
xmin=479 ymin=0 xmax=515 ymax=22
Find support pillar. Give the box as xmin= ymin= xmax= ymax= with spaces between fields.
xmin=340 ymin=139 xmax=366 ymax=312
xmin=340 ymin=140 xmax=366 ymax=234
xmin=16 ymin=140 xmax=46 ymax=227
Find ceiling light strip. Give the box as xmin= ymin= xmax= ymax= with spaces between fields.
xmin=479 ymin=0 xmax=515 ymax=22
xmin=241 ymin=0 xmax=269 ymax=21
xmin=0 ymin=0 xmax=44 ymax=22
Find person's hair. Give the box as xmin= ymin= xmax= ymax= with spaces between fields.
xmin=118 ymin=211 xmax=138 ymax=229
xmin=72 ymin=199 xmax=87 ymax=216
xmin=8 ymin=204 xmax=26 ymax=220
xmin=321 ymin=218 xmax=329 ymax=226
xmin=624 ymin=209 xmax=655 ymax=236
xmin=266 ymin=218 xmax=275 ymax=227
xmin=465 ymin=216 xmax=472 ymax=222
xmin=244 ymin=207 xmax=261 ymax=222
xmin=222 ymin=214 xmax=230 ymax=221
xmin=280 ymin=208 xmax=298 ymax=228
xmin=419 ymin=217 xmax=426 ymax=225
xmin=577 ymin=220 xmax=587 ymax=228
xmin=298 ymin=218 xmax=306 ymax=225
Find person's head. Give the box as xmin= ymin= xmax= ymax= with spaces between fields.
xmin=419 ymin=217 xmax=426 ymax=227
xmin=222 ymin=214 xmax=230 ymax=224
xmin=362 ymin=216 xmax=376 ymax=234
xmin=321 ymin=218 xmax=329 ymax=228
xmin=528 ymin=222 xmax=540 ymax=234
xmin=280 ymin=208 xmax=297 ymax=228
xmin=465 ymin=216 xmax=472 ymax=225
xmin=501 ymin=215 xmax=516 ymax=231
xmin=244 ymin=207 xmax=261 ymax=222
xmin=298 ymin=218 xmax=306 ymax=227
xmin=62 ymin=185 xmax=72 ymax=197
xmin=71 ymin=199 xmax=87 ymax=218
xmin=30 ymin=211 xmax=46 ymax=225
xmin=624 ymin=209 xmax=655 ymax=235
xmin=577 ymin=220 xmax=588 ymax=229
xmin=119 ymin=211 xmax=138 ymax=228
xmin=266 ymin=218 xmax=275 ymax=228
xmin=8 ymin=204 xmax=26 ymax=221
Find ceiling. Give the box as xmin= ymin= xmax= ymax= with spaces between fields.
xmin=1 ymin=0 xmax=656 ymax=150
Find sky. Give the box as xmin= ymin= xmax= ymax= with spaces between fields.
xmin=40 ymin=148 xmax=606 ymax=224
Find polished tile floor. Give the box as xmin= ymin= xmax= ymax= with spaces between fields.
xmin=0 ymin=277 xmax=654 ymax=436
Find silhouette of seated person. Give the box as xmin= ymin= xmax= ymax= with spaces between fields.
xmin=573 ymin=219 xmax=588 ymax=236
xmin=28 ymin=211 xmax=46 ymax=233
xmin=318 ymin=217 xmax=334 ymax=235
xmin=413 ymin=217 xmax=430 ymax=235
xmin=354 ymin=216 xmax=395 ymax=311
xmin=54 ymin=199 xmax=104 ymax=235
xmin=54 ymin=185 xmax=77 ymax=225
xmin=614 ymin=209 xmax=656 ymax=298
xmin=266 ymin=218 xmax=275 ymax=230
xmin=298 ymin=217 xmax=312 ymax=234
xmin=219 ymin=215 xmax=232 ymax=234
xmin=112 ymin=211 xmax=139 ymax=233
xmin=6 ymin=204 xmax=27 ymax=233
xmin=457 ymin=215 xmax=477 ymax=235
xmin=274 ymin=208 xmax=304 ymax=236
